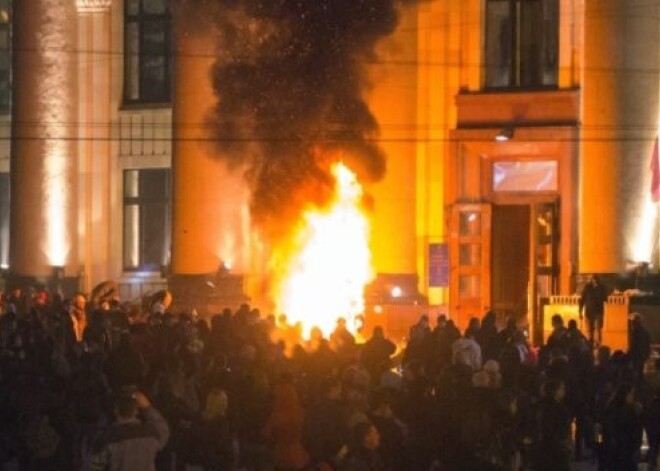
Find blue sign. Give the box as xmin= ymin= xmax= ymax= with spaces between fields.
xmin=429 ymin=243 xmax=449 ymax=287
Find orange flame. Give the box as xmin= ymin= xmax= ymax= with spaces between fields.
xmin=271 ymin=162 xmax=374 ymax=338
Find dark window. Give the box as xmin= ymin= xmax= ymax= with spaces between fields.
xmin=123 ymin=168 xmax=171 ymax=271
xmin=124 ymin=0 xmax=171 ymax=104
xmin=0 ymin=0 xmax=10 ymax=114
xmin=485 ymin=0 xmax=559 ymax=89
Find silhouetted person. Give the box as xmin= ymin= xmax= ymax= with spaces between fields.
xmin=367 ymin=388 xmax=407 ymax=470
xmin=629 ymin=313 xmax=651 ymax=383
xmin=536 ymin=380 xmax=571 ymax=471
xmin=262 ymin=382 xmax=310 ymax=471
xmin=579 ymin=274 xmax=608 ymax=348
xmin=603 ymin=382 xmax=642 ymax=471
xmin=86 ymin=391 xmax=169 ymax=470
xmin=303 ymin=377 xmax=349 ymax=468
xmin=339 ymin=422 xmax=385 ymax=471
xmin=361 ymin=327 xmax=396 ymax=385
xmin=330 ymin=318 xmax=356 ymax=361
xmin=179 ymin=388 xmax=235 ymax=470
xmin=546 ymin=314 xmax=568 ymax=353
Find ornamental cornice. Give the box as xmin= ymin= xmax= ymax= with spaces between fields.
xmin=76 ymin=0 xmax=111 ymax=13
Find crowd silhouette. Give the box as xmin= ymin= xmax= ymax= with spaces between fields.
xmin=0 ymin=285 xmax=655 ymax=471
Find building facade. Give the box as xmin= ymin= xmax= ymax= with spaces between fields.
xmin=3 ymin=1 xmax=659 ymax=331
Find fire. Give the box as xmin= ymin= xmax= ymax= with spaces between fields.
xmin=272 ymin=162 xmax=374 ymax=338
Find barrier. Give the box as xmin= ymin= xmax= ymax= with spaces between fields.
xmin=543 ymin=295 xmax=629 ymax=351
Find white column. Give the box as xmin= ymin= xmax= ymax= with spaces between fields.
xmin=10 ymin=0 xmax=80 ymax=278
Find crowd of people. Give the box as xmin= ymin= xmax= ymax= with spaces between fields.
xmin=0 ymin=283 xmax=656 ymax=471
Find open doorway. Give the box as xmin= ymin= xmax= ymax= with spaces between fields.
xmin=448 ymin=200 xmax=559 ymax=335
xmin=491 ymin=205 xmax=530 ymax=323
xmin=490 ymin=201 xmax=559 ymax=338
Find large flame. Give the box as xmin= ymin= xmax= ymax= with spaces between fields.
xmin=272 ymin=162 xmax=374 ymax=338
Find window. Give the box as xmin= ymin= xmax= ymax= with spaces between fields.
xmin=485 ymin=0 xmax=559 ymax=89
xmin=492 ymin=160 xmax=558 ymax=192
xmin=124 ymin=0 xmax=172 ymax=104
xmin=123 ymin=169 xmax=171 ymax=271
xmin=0 ymin=0 xmax=10 ymax=114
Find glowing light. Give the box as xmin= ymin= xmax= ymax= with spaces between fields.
xmin=391 ymin=286 xmax=403 ymax=298
xmin=272 ymin=162 xmax=374 ymax=338
xmin=631 ymin=197 xmax=657 ymax=263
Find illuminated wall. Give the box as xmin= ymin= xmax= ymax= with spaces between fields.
xmin=581 ymin=0 xmax=660 ymax=273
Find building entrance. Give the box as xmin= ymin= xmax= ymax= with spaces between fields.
xmin=490 ymin=201 xmax=559 ymax=340
xmin=448 ymin=200 xmax=559 ymax=339
xmin=491 ymin=205 xmax=530 ymax=323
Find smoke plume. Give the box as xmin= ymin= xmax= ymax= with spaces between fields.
xmin=195 ymin=0 xmax=415 ymax=239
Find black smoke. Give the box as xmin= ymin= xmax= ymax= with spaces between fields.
xmin=192 ymin=0 xmax=417 ymax=237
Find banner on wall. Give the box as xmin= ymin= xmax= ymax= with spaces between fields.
xmin=428 ymin=243 xmax=449 ymax=287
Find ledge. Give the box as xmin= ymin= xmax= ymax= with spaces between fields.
xmin=456 ymin=88 xmax=580 ymax=128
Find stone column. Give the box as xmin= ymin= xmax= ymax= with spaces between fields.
xmin=581 ymin=0 xmax=660 ymax=273
xmin=366 ymin=7 xmax=418 ymax=290
xmin=10 ymin=0 xmax=79 ymax=282
xmin=170 ymin=4 xmax=248 ymax=313
xmin=76 ymin=0 xmax=112 ymax=291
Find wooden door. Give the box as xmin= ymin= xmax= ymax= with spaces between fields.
xmin=449 ymin=204 xmax=491 ymax=331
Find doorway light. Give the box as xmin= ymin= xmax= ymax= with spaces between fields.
xmin=495 ymin=127 xmax=514 ymax=142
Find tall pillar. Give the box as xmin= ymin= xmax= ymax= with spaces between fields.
xmin=581 ymin=0 xmax=660 ymax=273
xmin=170 ymin=4 xmax=248 ymax=313
xmin=10 ymin=0 xmax=79 ymax=282
xmin=76 ymin=0 xmax=113 ymax=291
xmin=366 ymin=7 xmax=418 ymax=283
